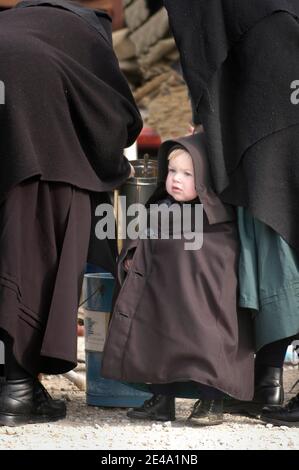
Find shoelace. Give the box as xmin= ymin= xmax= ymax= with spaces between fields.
xmin=189 ymin=399 xmax=202 ymax=418
xmin=144 ymin=395 xmax=162 ymax=408
xmin=189 ymin=399 xmax=218 ymax=418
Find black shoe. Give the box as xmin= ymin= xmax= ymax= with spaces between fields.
xmin=188 ymin=399 xmax=223 ymax=426
xmin=127 ymin=395 xmax=175 ymax=421
xmin=0 ymin=377 xmax=66 ymax=426
xmin=224 ymin=366 xmax=284 ymax=416
xmin=260 ymin=393 xmax=299 ymax=427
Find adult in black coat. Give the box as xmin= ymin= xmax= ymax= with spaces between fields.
xmin=164 ymin=0 xmax=299 ymax=244
xmin=164 ymin=0 xmax=299 ymax=418
xmin=0 ymin=0 xmax=142 ymax=426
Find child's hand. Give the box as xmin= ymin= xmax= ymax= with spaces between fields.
xmin=123 ymin=258 xmax=133 ymax=272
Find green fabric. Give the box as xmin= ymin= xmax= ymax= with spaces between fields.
xmin=238 ymin=207 xmax=299 ymax=351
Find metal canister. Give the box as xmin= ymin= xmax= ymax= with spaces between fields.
xmin=115 ymin=156 xmax=158 ymax=251
xmin=120 ymin=156 xmax=158 ymax=205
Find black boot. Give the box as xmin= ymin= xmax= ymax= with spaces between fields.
xmin=224 ymin=366 xmax=284 ymax=416
xmin=260 ymin=393 xmax=299 ymax=427
xmin=127 ymin=395 xmax=175 ymax=421
xmin=0 ymin=377 xmax=66 ymax=426
xmin=188 ymin=399 xmax=223 ymax=426
xmin=254 ymin=366 xmax=284 ymax=404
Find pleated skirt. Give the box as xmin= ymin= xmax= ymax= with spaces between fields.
xmin=0 ymin=178 xmax=91 ymax=375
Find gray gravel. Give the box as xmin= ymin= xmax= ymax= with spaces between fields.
xmin=0 ymin=339 xmax=298 ymax=450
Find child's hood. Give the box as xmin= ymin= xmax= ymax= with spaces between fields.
xmin=157 ymin=133 xmax=235 ymax=224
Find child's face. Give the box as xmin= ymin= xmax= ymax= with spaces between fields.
xmin=166 ymin=152 xmax=198 ymax=202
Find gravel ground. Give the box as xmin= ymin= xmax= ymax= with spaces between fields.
xmin=0 ymin=338 xmax=298 ymax=450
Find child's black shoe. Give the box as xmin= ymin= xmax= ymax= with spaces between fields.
xmin=188 ymin=399 xmax=223 ymax=426
xmin=127 ymin=395 xmax=175 ymax=421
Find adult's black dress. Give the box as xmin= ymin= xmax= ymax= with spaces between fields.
xmin=0 ymin=0 xmax=142 ymax=375
xmin=164 ymin=0 xmax=299 ymax=255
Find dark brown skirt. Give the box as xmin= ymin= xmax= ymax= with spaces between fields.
xmin=0 ymin=178 xmax=91 ymax=375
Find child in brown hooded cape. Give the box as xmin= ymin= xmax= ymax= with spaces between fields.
xmin=101 ymin=133 xmax=254 ymax=425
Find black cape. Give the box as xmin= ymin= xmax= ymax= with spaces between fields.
xmin=164 ymin=0 xmax=299 ymax=254
xmin=0 ymin=0 xmax=143 ymax=273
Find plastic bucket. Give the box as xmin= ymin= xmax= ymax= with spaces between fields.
xmin=83 ymin=272 xmax=151 ymax=407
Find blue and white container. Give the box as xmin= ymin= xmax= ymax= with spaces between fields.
xmin=284 ymin=341 xmax=299 ymax=365
xmin=83 ymin=272 xmax=151 ymax=407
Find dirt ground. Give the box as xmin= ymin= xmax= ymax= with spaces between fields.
xmin=0 ymin=338 xmax=298 ymax=450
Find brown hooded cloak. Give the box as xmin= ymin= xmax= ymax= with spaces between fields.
xmin=102 ymin=134 xmax=254 ymax=401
